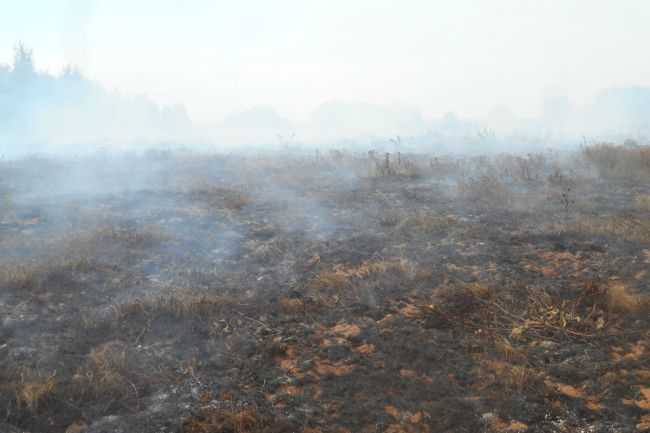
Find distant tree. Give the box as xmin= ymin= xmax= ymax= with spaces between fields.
xmin=12 ymin=42 xmax=35 ymax=78
xmin=0 ymin=63 xmax=10 ymax=84
xmin=61 ymin=63 xmax=84 ymax=80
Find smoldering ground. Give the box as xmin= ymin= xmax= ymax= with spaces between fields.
xmin=0 ymin=144 xmax=648 ymax=432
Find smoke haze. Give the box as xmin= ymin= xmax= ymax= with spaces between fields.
xmin=2 ymin=1 xmax=650 ymax=155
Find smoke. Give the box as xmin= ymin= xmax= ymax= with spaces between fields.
xmin=0 ymin=44 xmax=191 ymax=155
xmin=311 ymin=101 xmax=426 ymax=140
xmin=1 ymin=45 xmax=650 ymax=157
xmin=536 ymin=88 xmax=650 ymax=139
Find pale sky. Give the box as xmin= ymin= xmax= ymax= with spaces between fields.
xmin=2 ymin=0 xmax=650 ymax=122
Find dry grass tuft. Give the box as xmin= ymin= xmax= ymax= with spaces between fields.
xmin=524 ymin=289 xmax=582 ymax=330
xmin=508 ymin=281 xmax=649 ymax=341
xmin=189 ymin=183 xmax=252 ymax=211
xmin=578 ymin=280 xmax=648 ymax=313
xmin=582 ymin=143 xmax=650 ymax=183
xmin=396 ymin=213 xmax=456 ymax=234
xmin=1 ymin=257 xmax=115 ymax=292
xmin=180 ymin=407 xmax=289 ymax=433
xmin=342 ymin=258 xmax=414 ymax=279
xmin=1 ymin=265 xmax=42 ymax=291
xmin=72 ymin=340 xmax=145 ymax=413
xmin=432 ymin=283 xmax=493 ymax=317
xmin=545 ymin=217 xmax=650 ymax=243
xmin=494 ymin=338 xmax=528 ymax=362
xmin=11 ymin=372 xmax=57 ymax=413
xmin=57 ymin=226 xmax=163 ymax=264
xmin=304 ymin=271 xmax=353 ymax=308
xmin=372 ymin=152 xmax=421 ymax=179
xmin=112 ymin=291 xmax=230 ymax=326
xmin=156 ymin=291 xmax=226 ymax=318
xmin=606 ymin=284 xmax=648 ymax=313
xmin=280 ymin=298 xmax=305 ymax=314
xmin=307 ymin=271 xmax=352 ymax=291
xmin=208 ymin=187 xmax=251 ymax=211
xmin=0 ymin=186 xmax=10 ymax=213
xmin=74 ymin=225 xmax=163 ymax=249
xmin=472 ymin=356 xmax=535 ymax=394
xmin=457 ymin=174 xmax=510 ymax=202
xmin=414 ymin=265 xmax=437 ymax=281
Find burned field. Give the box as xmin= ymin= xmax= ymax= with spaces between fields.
xmin=0 ymin=143 xmax=648 ymax=433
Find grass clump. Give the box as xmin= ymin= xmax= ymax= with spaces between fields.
xmin=457 ymin=174 xmax=509 ymax=203
xmin=280 ymin=298 xmax=305 ymax=314
xmin=307 ymin=271 xmax=352 ymax=291
xmin=472 ymin=356 xmax=535 ymax=394
xmin=582 ymin=143 xmax=650 ymax=183
xmin=605 ymin=283 xmax=649 ymax=313
xmin=544 ymin=217 xmax=650 ymax=243
xmin=395 ymin=212 xmax=456 ymax=234
xmin=180 ymin=406 xmax=290 ymax=433
xmin=110 ymin=291 xmax=233 ymax=327
xmin=10 ymin=371 xmax=57 ymax=414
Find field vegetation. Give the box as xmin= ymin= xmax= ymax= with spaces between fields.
xmin=0 ymin=143 xmax=648 ymax=432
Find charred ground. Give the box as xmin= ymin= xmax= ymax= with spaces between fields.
xmin=0 ymin=143 xmax=648 ymax=433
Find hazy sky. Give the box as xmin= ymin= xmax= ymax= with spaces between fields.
xmin=2 ymin=0 xmax=650 ymax=122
